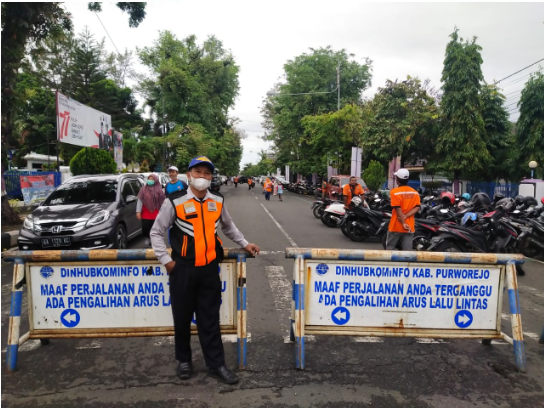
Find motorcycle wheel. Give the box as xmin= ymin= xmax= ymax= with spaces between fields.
xmin=434 ymin=241 xmax=462 ymax=253
xmin=321 ymin=213 xmax=339 ymax=228
xmin=313 ymin=206 xmax=323 ymax=219
xmin=341 ymin=221 xmax=350 ymax=237
xmin=518 ymin=236 xmax=541 ymax=259
xmin=346 ymin=221 xmax=367 ymax=242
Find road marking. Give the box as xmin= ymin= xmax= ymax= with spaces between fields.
xmin=354 ymin=337 xmax=383 ymax=343
xmin=255 ymin=197 xmax=258 ymax=199
xmin=415 ymin=338 xmax=448 ymax=344
xmin=76 ymin=340 xmax=102 ymax=349
xmin=222 ymin=333 xmax=252 ymax=343
xmin=153 ymin=336 xmax=175 ymax=346
xmin=524 ymin=332 xmax=540 ymax=341
xmin=261 ymin=204 xmax=298 ymax=247
xmin=283 ymin=335 xmax=315 ymax=343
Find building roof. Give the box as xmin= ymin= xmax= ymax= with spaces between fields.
xmin=22 ymin=152 xmax=64 ymax=162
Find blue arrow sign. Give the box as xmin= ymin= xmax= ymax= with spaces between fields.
xmin=60 ymin=309 xmax=80 ymax=328
xmin=455 ymin=310 xmax=473 ymax=329
xmin=331 ymin=306 xmax=350 ymax=325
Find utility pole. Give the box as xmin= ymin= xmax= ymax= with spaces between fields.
xmin=337 ymin=59 xmax=340 ymax=111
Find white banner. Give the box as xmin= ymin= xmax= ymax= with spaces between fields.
xmin=113 ymin=131 xmax=123 ymax=171
xmin=307 ymin=261 xmax=501 ymax=330
xmin=56 ymin=92 xmax=112 ymax=151
xmin=30 ymin=261 xmax=235 ymax=330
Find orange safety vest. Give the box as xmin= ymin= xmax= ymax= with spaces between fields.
xmin=248 ymin=179 xmax=253 ymax=185
xmin=169 ymin=190 xmax=224 ymax=266
xmin=265 ymin=182 xmax=272 ymax=192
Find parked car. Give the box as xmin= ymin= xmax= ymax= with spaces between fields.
xmin=18 ymin=174 xmax=144 ymax=251
xmin=238 ymin=176 xmax=248 ymax=184
xmin=274 ymin=177 xmax=290 ymax=187
xmin=327 ymin=175 xmax=369 ymax=199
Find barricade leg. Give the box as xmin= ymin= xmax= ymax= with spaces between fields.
xmin=236 ymin=255 xmax=247 ymax=370
xmin=290 ymin=261 xmax=296 ymax=343
xmin=294 ymin=256 xmax=305 ymax=369
xmin=6 ymin=260 xmax=25 ymax=372
xmin=506 ymin=262 xmax=526 ymax=372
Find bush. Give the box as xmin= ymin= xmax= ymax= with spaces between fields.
xmin=422 ymin=181 xmax=443 ymax=189
xmin=363 ymin=160 xmax=386 ymax=192
xmin=140 ymin=159 xmax=150 ymax=172
xmin=70 ymin=148 xmax=117 ymax=176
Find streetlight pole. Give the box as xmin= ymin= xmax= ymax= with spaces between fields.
xmin=529 ymin=161 xmax=538 ymax=178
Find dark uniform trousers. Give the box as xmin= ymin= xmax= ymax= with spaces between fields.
xmin=169 ymin=259 xmax=225 ymax=368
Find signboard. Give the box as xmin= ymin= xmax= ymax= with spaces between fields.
xmin=56 ymin=92 xmax=112 ymax=150
xmin=28 ymin=260 xmax=235 ymax=332
xmin=307 ymin=261 xmax=501 ymax=330
xmin=113 ymin=131 xmax=123 ymax=171
xmin=20 ymin=174 xmax=56 ymax=205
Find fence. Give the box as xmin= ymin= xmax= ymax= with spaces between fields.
xmin=466 ymin=181 xmax=519 ymax=198
xmin=2 ymin=171 xmax=61 ymax=199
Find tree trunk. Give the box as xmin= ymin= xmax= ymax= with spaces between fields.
xmin=453 ymin=169 xmax=461 ymax=194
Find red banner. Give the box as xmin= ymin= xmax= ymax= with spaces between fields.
xmin=20 ymin=174 xmax=56 ymax=205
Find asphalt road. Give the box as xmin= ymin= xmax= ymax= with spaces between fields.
xmin=2 ymin=183 xmax=544 ymax=408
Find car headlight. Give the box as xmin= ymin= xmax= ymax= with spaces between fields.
xmin=23 ymin=214 xmax=34 ymax=231
xmin=85 ymin=210 xmax=111 ymax=228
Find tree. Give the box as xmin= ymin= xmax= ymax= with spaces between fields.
xmin=87 ymin=2 xmax=146 ymax=28
xmin=478 ymin=84 xmax=514 ymax=181
xmin=262 ymin=47 xmax=372 ymax=177
xmin=514 ymin=71 xmax=544 ymax=179
xmin=70 ymin=147 xmax=117 ymax=176
xmin=363 ymin=160 xmax=387 ymax=192
xmin=360 ymin=77 xmax=440 ymax=168
xmin=436 ymin=29 xmax=491 ymax=192
xmin=138 ymin=31 xmax=240 ymax=137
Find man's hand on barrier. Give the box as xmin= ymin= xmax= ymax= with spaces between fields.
xmin=165 ymin=261 xmax=176 ymax=274
xmin=245 ymin=243 xmax=260 ymax=256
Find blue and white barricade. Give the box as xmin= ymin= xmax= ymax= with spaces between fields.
xmin=4 ymin=248 xmax=251 ymax=372
xmin=286 ymin=248 xmax=526 ymax=372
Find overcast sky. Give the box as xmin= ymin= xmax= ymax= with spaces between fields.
xmin=65 ymin=1 xmax=544 ymax=168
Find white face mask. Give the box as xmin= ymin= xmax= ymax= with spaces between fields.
xmin=190 ymin=177 xmax=211 ymax=191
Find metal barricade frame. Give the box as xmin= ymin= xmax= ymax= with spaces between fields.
xmin=286 ymin=248 xmax=526 ymax=372
xmin=4 ymin=248 xmax=251 ymax=372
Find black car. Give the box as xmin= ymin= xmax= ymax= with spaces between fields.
xmin=238 ymin=176 xmax=248 ymax=184
xmin=18 ymin=174 xmax=144 ymax=251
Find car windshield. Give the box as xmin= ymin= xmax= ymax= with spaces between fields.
xmin=341 ymin=178 xmax=366 ymax=187
xmin=43 ymin=181 xmax=118 ymax=205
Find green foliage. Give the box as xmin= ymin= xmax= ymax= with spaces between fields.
xmin=361 ymin=77 xmax=440 ymax=167
xmin=88 ymin=2 xmax=146 ymax=28
xmin=514 ymin=71 xmax=544 ymax=179
xmin=262 ymin=47 xmax=372 ymax=176
xmin=241 ymin=151 xmax=276 ymax=177
xmin=138 ymin=31 xmax=240 ymax=137
xmin=8 ymin=199 xmax=21 ymax=214
xmin=70 ymin=147 xmax=117 ymax=176
xmin=436 ymin=29 xmax=490 ymax=179
xmin=363 ymin=160 xmax=386 ymax=192
xmin=140 ymin=159 xmax=150 ymax=172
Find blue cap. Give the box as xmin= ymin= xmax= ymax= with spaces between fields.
xmin=188 ymin=156 xmax=215 ymax=172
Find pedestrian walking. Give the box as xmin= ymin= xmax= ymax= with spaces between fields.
xmin=273 ymin=179 xmax=278 ymax=196
xmin=234 ymin=176 xmax=239 ymax=188
xmin=150 ymin=156 xmax=260 ymax=385
xmin=165 ymin=166 xmax=188 ymax=196
xmin=248 ymin=177 xmax=253 ymax=190
xmin=386 ymin=168 xmax=421 ymax=250
xmin=264 ymin=179 xmax=273 ymax=201
xmin=277 ymin=183 xmax=283 ymax=201
xmin=136 ymin=174 xmax=165 ymax=246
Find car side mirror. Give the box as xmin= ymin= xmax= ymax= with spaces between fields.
xmin=126 ymin=195 xmax=137 ymax=204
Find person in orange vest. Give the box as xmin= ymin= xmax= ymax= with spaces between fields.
xmin=322 ymin=178 xmax=328 ymax=199
xmin=342 ymin=176 xmax=364 ymax=208
xmin=263 ymin=178 xmax=273 ymax=201
xmin=150 ymin=156 xmax=260 ymax=385
xmin=247 ymin=177 xmax=253 ymax=190
xmin=234 ymin=176 xmax=239 ymax=188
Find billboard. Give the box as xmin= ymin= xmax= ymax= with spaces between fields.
xmin=20 ymin=174 xmax=56 ymax=205
xmin=113 ymin=131 xmax=123 ymax=171
xmin=56 ymin=92 xmax=112 ymax=151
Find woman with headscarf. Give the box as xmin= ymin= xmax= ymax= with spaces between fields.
xmin=136 ymin=174 xmax=166 ymax=246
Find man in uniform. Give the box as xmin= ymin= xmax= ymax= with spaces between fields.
xmin=386 ymin=168 xmax=420 ymax=250
xmin=342 ymin=176 xmax=364 ymax=208
xmin=150 ymin=156 xmax=260 ymax=385
xmin=165 ymin=165 xmax=187 ymax=196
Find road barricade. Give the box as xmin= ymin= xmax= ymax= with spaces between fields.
xmin=286 ymin=248 xmax=526 ymax=371
xmin=4 ymin=248 xmax=251 ymax=372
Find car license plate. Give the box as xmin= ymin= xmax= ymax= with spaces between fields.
xmin=41 ymin=237 xmax=71 ymax=248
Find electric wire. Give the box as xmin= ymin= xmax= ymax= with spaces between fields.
xmin=494 ymin=58 xmax=544 ymax=84
xmin=93 ymin=12 xmax=121 ymax=55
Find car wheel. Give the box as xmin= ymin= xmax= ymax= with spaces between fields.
xmin=113 ymin=224 xmax=127 ymax=249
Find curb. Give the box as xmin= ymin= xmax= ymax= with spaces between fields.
xmin=1 ymin=230 xmax=19 ymax=252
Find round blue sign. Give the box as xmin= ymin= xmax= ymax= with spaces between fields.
xmin=455 ymin=310 xmax=473 ymax=329
xmin=40 ymin=266 xmax=54 ymax=279
xmin=60 ymin=309 xmax=80 ymax=328
xmin=316 ymin=264 xmax=329 ymax=276
xmin=331 ymin=306 xmax=350 ymax=325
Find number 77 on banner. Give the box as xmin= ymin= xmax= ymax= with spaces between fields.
xmin=58 ymin=111 xmax=70 ymax=140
